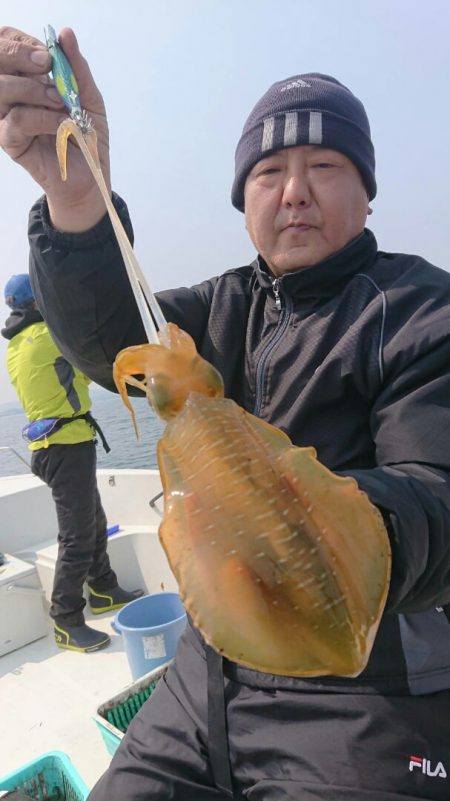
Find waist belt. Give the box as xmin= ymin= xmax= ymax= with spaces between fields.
xmin=22 ymin=411 xmax=110 ymax=453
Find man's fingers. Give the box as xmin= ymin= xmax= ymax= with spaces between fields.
xmin=0 ymin=106 xmax=63 ymax=157
xmin=0 ymin=25 xmax=45 ymax=48
xmin=0 ymin=26 xmax=50 ymax=75
xmin=0 ymin=26 xmax=106 ymax=119
xmin=0 ymin=25 xmax=110 ymax=208
xmin=0 ymin=74 xmax=64 ymax=118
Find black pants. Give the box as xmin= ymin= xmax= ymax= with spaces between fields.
xmin=87 ymin=621 xmax=450 ymax=801
xmin=31 ymin=441 xmax=117 ymax=626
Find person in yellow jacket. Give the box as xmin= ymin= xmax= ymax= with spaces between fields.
xmin=2 ymin=273 xmax=143 ymax=652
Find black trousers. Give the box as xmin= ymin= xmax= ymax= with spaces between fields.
xmin=31 ymin=441 xmax=117 ymax=626
xmin=87 ymin=621 xmax=450 ymax=801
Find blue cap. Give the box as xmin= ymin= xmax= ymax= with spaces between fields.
xmin=4 ymin=274 xmax=34 ymax=309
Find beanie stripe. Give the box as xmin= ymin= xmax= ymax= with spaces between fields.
xmin=284 ymin=112 xmax=298 ymax=146
xmin=263 ymin=110 xmax=324 ymax=153
xmin=262 ymin=117 xmax=275 ymax=152
xmin=309 ymin=111 xmax=323 ymax=144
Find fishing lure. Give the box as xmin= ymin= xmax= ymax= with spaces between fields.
xmin=45 ymin=24 xmax=92 ymax=133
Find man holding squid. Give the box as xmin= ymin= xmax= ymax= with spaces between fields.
xmin=1 ymin=25 xmax=450 ymax=801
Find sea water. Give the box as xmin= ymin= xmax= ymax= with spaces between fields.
xmin=0 ymin=389 xmax=164 ymax=478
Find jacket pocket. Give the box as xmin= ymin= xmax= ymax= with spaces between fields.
xmin=245 ymin=779 xmax=435 ymax=800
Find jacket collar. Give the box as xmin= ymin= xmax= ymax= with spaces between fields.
xmin=1 ymin=308 xmax=44 ymax=340
xmin=254 ymin=228 xmax=378 ymax=302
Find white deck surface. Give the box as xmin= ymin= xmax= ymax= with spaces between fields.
xmin=1 ymin=606 xmax=132 ymax=790
xmin=0 ymin=467 xmax=171 ymax=792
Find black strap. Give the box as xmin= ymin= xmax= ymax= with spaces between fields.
xmin=84 ymin=411 xmax=111 ymax=453
xmin=50 ymin=412 xmax=111 ymax=453
xmin=206 ymin=646 xmax=233 ymax=797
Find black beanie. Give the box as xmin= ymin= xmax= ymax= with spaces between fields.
xmin=231 ymin=73 xmax=376 ymax=212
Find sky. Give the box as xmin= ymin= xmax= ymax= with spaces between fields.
xmin=1 ymin=0 xmax=450 ymax=405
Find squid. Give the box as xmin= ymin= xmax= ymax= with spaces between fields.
xmin=49 ymin=28 xmax=391 ymax=677
xmin=112 ymin=327 xmax=391 ymax=677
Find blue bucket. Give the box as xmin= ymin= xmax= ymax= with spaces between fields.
xmin=113 ymin=592 xmax=187 ymax=680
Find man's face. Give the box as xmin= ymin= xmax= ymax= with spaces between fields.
xmin=244 ymin=145 xmax=370 ymax=276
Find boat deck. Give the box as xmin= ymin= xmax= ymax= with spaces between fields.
xmin=0 ymin=468 xmax=171 ymax=791
xmin=1 ymin=605 xmax=131 ymax=790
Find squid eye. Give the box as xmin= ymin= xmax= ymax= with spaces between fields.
xmin=202 ymin=364 xmax=224 ymax=396
xmin=148 ymin=378 xmax=171 ymax=416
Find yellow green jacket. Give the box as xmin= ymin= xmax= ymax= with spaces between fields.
xmin=5 ymin=315 xmax=95 ymax=450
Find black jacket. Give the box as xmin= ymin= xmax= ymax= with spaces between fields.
xmin=29 ymin=194 xmax=450 ymax=694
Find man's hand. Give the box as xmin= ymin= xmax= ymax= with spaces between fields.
xmin=0 ymin=26 xmax=111 ymax=231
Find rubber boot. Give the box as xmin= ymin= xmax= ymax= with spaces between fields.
xmin=88 ymin=585 xmax=145 ymax=614
xmin=54 ymin=622 xmax=111 ymax=652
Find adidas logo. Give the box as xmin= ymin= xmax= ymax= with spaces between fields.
xmin=281 ymin=78 xmax=311 ymax=92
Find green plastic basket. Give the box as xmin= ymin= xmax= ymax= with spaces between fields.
xmin=94 ymin=661 xmax=170 ymax=756
xmin=0 ymin=751 xmax=89 ymax=800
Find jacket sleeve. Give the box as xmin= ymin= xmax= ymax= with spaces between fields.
xmin=345 ymin=280 xmax=450 ymax=614
xmin=28 ymin=194 xmax=214 ymax=392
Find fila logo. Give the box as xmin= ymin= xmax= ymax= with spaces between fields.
xmin=280 ymin=78 xmax=311 ymax=92
xmin=409 ymin=756 xmax=447 ymax=778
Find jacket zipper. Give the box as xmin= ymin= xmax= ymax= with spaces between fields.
xmin=253 ymin=279 xmax=292 ymax=416
xmin=273 ymin=278 xmax=282 ymax=310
